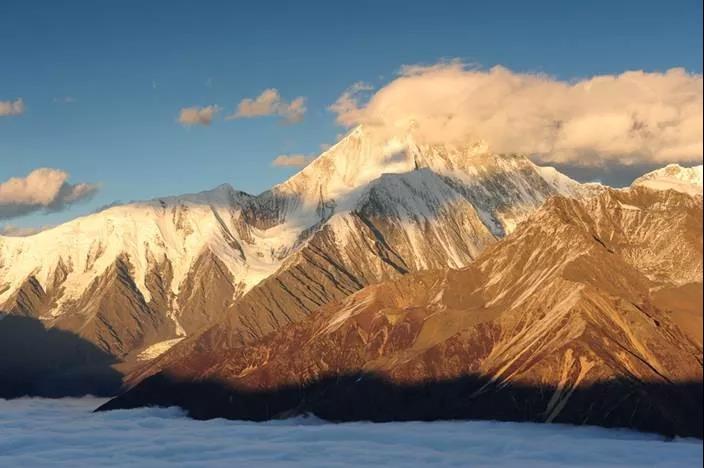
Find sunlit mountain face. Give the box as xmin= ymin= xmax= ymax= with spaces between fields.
xmin=1 ymin=2 xmax=702 ymax=466
xmin=100 ymin=178 xmax=703 ymax=438
xmin=5 ymin=124 xmax=703 ymax=438
xmin=0 ymin=126 xmax=599 ymax=361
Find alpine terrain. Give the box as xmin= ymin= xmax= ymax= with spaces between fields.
xmin=2 ymin=127 xmax=702 ymax=437
xmin=1 ymin=126 xmax=593 ymax=364
xmin=101 ymin=181 xmax=704 ymax=437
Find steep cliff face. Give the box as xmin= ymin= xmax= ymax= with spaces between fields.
xmin=103 ymin=187 xmax=703 ymax=437
xmin=0 ymin=127 xmax=590 ymax=360
xmin=51 ymin=255 xmax=175 ymax=358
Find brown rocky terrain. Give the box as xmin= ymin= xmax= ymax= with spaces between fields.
xmin=2 ymin=129 xmax=586 ymax=365
xmin=102 ymin=186 xmax=704 ymax=437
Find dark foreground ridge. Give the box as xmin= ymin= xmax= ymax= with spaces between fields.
xmin=0 ymin=314 xmax=123 ymax=398
xmin=98 ymin=372 xmax=703 ymax=439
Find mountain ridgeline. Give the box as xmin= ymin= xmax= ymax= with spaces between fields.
xmin=101 ymin=185 xmax=704 ymax=437
xmin=2 ymin=127 xmax=702 ymax=436
xmin=0 ymin=127 xmax=594 ymax=360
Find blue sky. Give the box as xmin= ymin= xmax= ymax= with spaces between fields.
xmin=0 ymin=0 xmax=702 ymax=229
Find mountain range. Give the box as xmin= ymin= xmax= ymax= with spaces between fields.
xmin=1 ymin=127 xmax=702 ymax=436
xmin=0 ymin=127 xmax=596 ymax=360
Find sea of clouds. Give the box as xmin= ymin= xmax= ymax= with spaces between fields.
xmin=0 ymin=398 xmax=701 ymax=467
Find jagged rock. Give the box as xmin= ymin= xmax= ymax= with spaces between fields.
xmin=103 ymin=187 xmax=703 ymax=437
xmin=0 ymin=127 xmax=596 ymax=359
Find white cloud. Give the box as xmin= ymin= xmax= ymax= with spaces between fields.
xmin=0 ymin=98 xmax=24 ymax=117
xmin=271 ymin=153 xmax=315 ymax=168
xmin=328 ymin=82 xmax=373 ymax=127
xmin=228 ymin=89 xmax=307 ymax=124
xmin=178 ymin=105 xmax=220 ymax=126
xmin=0 ymin=168 xmax=99 ymax=220
xmin=0 ymin=398 xmax=699 ymax=467
xmin=330 ymin=62 xmax=703 ymax=166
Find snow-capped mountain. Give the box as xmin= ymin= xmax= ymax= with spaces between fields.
xmin=632 ymin=163 xmax=703 ymax=196
xmin=2 ymin=126 xmax=595 ymax=360
xmin=103 ymin=185 xmax=704 ymax=437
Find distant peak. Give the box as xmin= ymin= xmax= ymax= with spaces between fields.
xmin=632 ymin=163 xmax=703 ymax=196
xmin=209 ymin=183 xmax=236 ymax=195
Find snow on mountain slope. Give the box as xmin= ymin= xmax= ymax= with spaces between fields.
xmin=104 ymin=186 xmax=703 ymax=437
xmin=268 ymin=126 xmax=594 ymax=236
xmin=1 ymin=185 xmax=267 ymax=307
xmin=632 ymin=163 xmax=703 ymax=196
xmin=0 ymin=126 xmax=596 ymax=358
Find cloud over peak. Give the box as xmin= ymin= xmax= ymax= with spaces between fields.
xmin=0 ymin=168 xmax=99 ymax=220
xmin=0 ymin=98 xmax=24 ymax=117
xmin=229 ymin=89 xmax=306 ymax=124
xmin=330 ymin=63 xmax=703 ymax=166
xmin=178 ymin=105 xmax=220 ymax=126
xmin=328 ymin=82 xmax=373 ymax=127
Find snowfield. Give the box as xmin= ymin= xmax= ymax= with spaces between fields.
xmin=0 ymin=398 xmax=700 ymax=467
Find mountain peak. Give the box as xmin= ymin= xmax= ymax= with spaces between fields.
xmin=273 ymin=126 xmax=561 ymax=212
xmin=632 ymin=163 xmax=703 ymax=196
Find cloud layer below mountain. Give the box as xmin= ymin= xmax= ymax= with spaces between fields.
xmin=331 ymin=63 xmax=703 ymax=166
xmin=0 ymin=398 xmax=700 ymax=467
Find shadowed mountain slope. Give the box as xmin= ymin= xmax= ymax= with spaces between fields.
xmin=0 ymin=314 xmax=122 ymax=398
xmin=1 ymin=127 xmax=593 ymax=362
xmin=103 ymin=187 xmax=703 ymax=436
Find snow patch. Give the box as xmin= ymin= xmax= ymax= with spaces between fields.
xmin=136 ymin=338 xmax=186 ymax=361
xmin=632 ymin=164 xmax=703 ymax=196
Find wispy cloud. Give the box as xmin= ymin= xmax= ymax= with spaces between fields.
xmin=53 ymin=96 xmax=76 ymax=104
xmin=228 ymin=89 xmax=306 ymax=124
xmin=0 ymin=168 xmax=99 ymax=220
xmin=328 ymin=82 xmax=373 ymax=127
xmin=330 ymin=62 xmax=703 ymax=165
xmin=271 ymin=153 xmax=315 ymax=168
xmin=0 ymin=98 xmax=24 ymax=117
xmin=0 ymin=224 xmax=51 ymax=237
xmin=178 ymin=105 xmax=221 ymax=126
